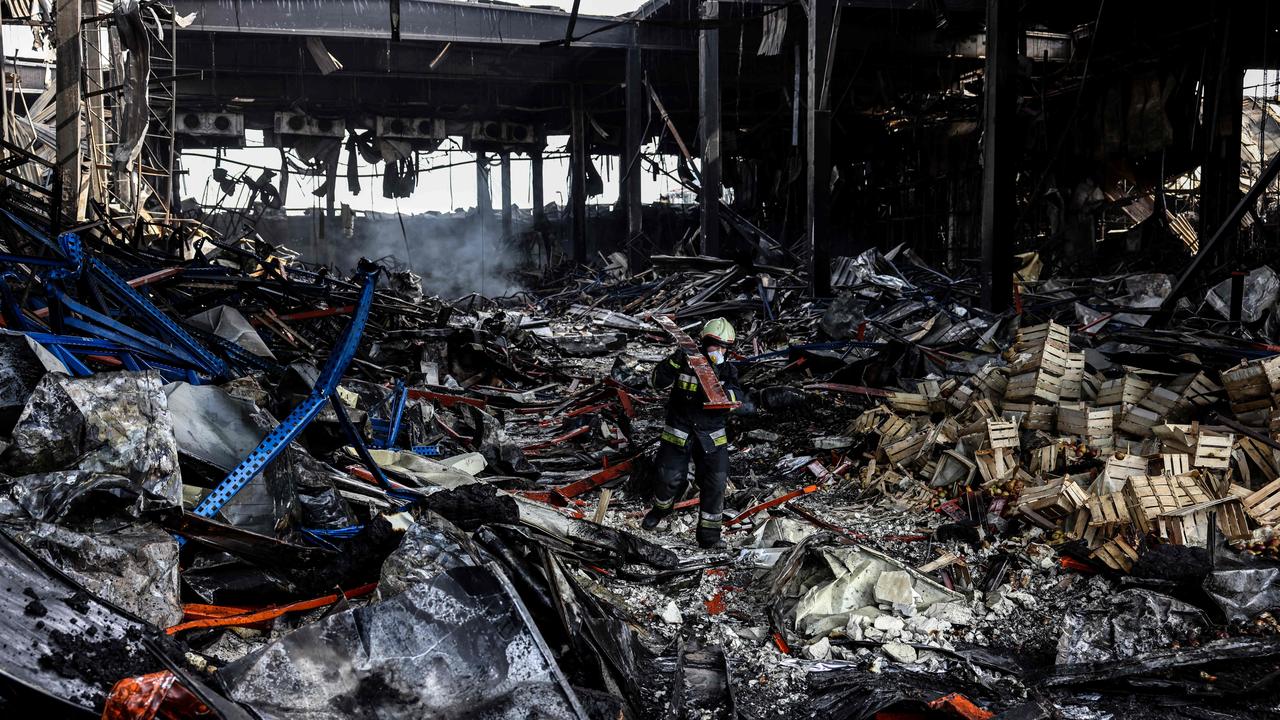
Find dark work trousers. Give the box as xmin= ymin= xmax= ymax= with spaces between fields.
xmin=651 ymin=423 xmax=729 ymax=543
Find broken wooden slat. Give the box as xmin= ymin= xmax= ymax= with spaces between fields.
xmin=1091 ymin=535 xmax=1140 ymax=572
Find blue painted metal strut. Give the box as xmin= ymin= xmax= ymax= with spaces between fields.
xmin=0 ymin=212 xmax=228 ymax=379
xmin=193 ymin=266 xmax=397 ymax=520
xmin=85 ymin=256 xmax=228 ymax=378
xmin=370 ymin=380 xmax=409 ymax=449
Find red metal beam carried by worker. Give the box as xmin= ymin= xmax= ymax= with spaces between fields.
xmin=651 ymin=314 xmax=740 ymax=410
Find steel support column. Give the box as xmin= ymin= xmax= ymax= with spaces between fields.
xmin=979 ymin=0 xmax=1018 ymax=312
xmin=531 ymin=148 xmax=545 ymax=223
xmin=623 ymin=39 xmax=644 ymax=242
xmin=570 ymin=84 xmax=588 ymax=264
xmin=806 ymin=0 xmax=834 ymax=296
xmin=1200 ymin=8 xmax=1243 ymax=264
xmin=500 ymin=151 xmax=512 ymax=238
xmin=55 ymin=0 xmax=83 ymax=230
xmin=699 ymin=0 xmax=721 ymax=258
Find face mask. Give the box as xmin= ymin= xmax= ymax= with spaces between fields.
xmin=707 ymin=349 xmax=725 ymax=365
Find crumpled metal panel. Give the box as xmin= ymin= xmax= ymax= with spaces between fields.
xmin=6 ymin=519 xmax=182 ymax=628
xmin=4 ymin=371 xmax=182 ymax=513
xmin=186 ymin=305 xmax=277 ymax=360
xmin=1055 ymin=588 xmax=1208 ymax=667
xmin=165 ymin=382 xmax=355 ymax=536
xmin=1205 ymin=563 xmax=1280 ymax=622
xmin=220 ymin=564 xmax=588 ymax=720
xmin=377 ymin=512 xmax=481 ymax=598
xmin=112 ymin=0 xmax=150 ymax=173
xmin=0 ymin=531 xmax=163 ymax=713
xmin=7 ymin=470 xmax=145 ymax=524
xmin=0 ymin=330 xmax=67 ymax=433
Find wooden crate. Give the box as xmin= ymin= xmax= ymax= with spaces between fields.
xmin=1016 ymin=477 xmax=1088 ymax=524
xmin=889 ymin=391 xmax=932 ymax=415
xmin=974 ymin=366 xmax=1009 ymax=403
xmin=1096 ymin=375 xmax=1151 ymax=407
xmin=1005 ymin=369 xmax=1062 ymax=404
xmin=1157 ymin=452 xmax=1191 ymax=476
xmin=1235 ymin=404 xmax=1274 ymax=429
xmin=1152 ymin=424 xmax=1234 ymax=471
xmin=1013 ymin=320 xmax=1071 ymax=354
xmin=947 ymin=383 xmax=978 ymax=412
xmin=933 ymin=416 xmax=962 ymax=445
xmin=975 ymin=447 xmax=1017 ymax=483
xmin=1236 ymin=437 xmax=1280 ymax=485
xmin=1152 ymin=423 xmax=1199 ymax=453
xmin=1171 ymin=371 xmax=1221 ymax=409
xmin=849 ymin=407 xmax=889 ymax=435
xmin=1157 ymin=497 xmax=1251 ymax=545
xmin=1008 ymin=339 xmax=1071 ymax=377
xmin=1003 ymin=401 xmax=1055 ymax=431
xmin=1080 ymin=371 xmax=1102 ymax=401
xmin=1091 ymin=535 xmax=1140 ymax=573
xmin=883 ymin=429 xmax=934 ymax=466
xmin=1091 ymin=452 xmax=1149 ymax=494
xmin=1058 ymin=404 xmax=1113 ymax=439
xmin=876 ymin=414 xmax=913 ymax=444
xmin=1221 ymin=356 xmax=1280 ymax=407
xmin=1143 ymin=385 xmax=1183 ymax=419
xmin=1058 ymin=352 xmax=1088 ymax=400
xmin=1117 ymin=406 xmax=1161 ymax=438
xmin=1223 ymin=481 xmax=1254 ymax=499
xmin=1030 ymin=443 xmax=1061 ymax=475
xmin=986 ymin=418 xmax=1020 ymax=450
xmin=1243 ymin=476 xmax=1280 ymax=525
xmin=1123 ymin=474 xmax=1213 ymax=534
xmin=1192 ymin=431 xmax=1234 ymax=470
xmin=1087 ymin=491 xmax=1132 ymax=531
xmin=1117 ymin=387 xmax=1182 ymax=437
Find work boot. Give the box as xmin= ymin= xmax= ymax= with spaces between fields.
xmin=696 ymin=522 xmax=725 ymax=549
xmin=642 ymin=506 xmax=671 ymax=530
xmin=697 ymin=533 xmax=727 ymax=550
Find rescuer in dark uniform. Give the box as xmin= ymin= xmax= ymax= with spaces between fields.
xmin=642 ymin=318 xmax=740 ymax=549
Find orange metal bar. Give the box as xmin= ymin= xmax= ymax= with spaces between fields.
xmin=726 ymin=484 xmax=820 ymax=526
xmin=652 ymin=313 xmax=739 ymax=410
xmin=166 ymin=582 xmax=378 ymax=635
xmin=927 ymin=692 xmax=995 ymax=720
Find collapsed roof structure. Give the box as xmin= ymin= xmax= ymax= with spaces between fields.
xmin=6 ymin=1 xmax=1280 ymax=718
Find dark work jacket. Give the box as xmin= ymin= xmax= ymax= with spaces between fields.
xmin=651 ymin=350 xmax=742 ymax=432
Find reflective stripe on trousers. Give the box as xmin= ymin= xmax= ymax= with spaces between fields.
xmin=660 ymin=424 xmax=690 ymax=447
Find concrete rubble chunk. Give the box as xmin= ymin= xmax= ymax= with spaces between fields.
xmin=803 ymin=637 xmax=832 ymax=660
xmin=874 ymin=570 xmax=916 ymax=608
xmin=873 ymin=615 xmax=905 ymax=634
xmin=661 ymin=600 xmax=683 ymax=624
xmin=881 ymin=641 xmax=918 ymax=664
xmin=924 ymin=602 xmax=975 ymax=626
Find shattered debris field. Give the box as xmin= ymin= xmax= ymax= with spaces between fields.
xmin=4 ymin=213 xmax=1280 ymax=719
xmin=11 ymin=0 xmax=1280 ymax=718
